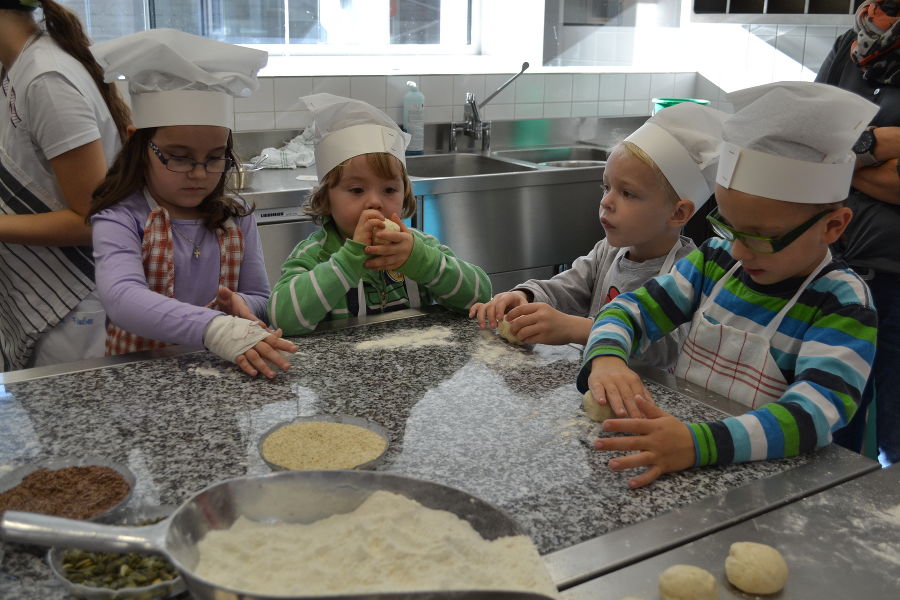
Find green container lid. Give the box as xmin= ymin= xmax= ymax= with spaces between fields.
xmin=651 ymin=97 xmax=710 ymax=114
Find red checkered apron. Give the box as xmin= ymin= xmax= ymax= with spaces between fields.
xmin=105 ymin=207 xmax=244 ymax=356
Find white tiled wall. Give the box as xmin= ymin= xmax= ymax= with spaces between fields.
xmin=231 ymin=71 xmax=699 ymax=132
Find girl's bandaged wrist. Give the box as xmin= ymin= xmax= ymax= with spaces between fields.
xmin=203 ymin=316 xmax=271 ymax=363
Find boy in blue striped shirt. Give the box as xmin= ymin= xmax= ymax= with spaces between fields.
xmin=579 ymin=82 xmax=880 ymax=488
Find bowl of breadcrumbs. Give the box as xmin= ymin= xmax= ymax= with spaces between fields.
xmin=258 ymin=415 xmax=389 ymax=471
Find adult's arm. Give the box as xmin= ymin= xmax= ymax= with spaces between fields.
xmin=853 ymin=127 xmax=900 ymax=203
xmin=0 ymin=72 xmax=115 ymax=246
xmin=0 ymin=139 xmax=106 ymax=246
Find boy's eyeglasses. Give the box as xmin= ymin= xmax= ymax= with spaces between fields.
xmin=706 ymin=207 xmax=832 ymax=254
xmin=148 ymin=141 xmax=234 ymax=174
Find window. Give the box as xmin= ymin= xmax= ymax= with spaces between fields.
xmin=58 ymin=0 xmax=474 ymax=54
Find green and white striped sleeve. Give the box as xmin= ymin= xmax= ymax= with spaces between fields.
xmin=268 ymin=231 xmax=367 ymax=335
xmin=400 ymin=230 xmax=492 ymax=312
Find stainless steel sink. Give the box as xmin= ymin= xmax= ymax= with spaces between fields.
xmin=493 ymin=146 xmax=609 ymax=164
xmin=405 ymin=153 xmax=536 ymax=178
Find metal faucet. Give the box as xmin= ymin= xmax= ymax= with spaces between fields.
xmin=450 ymin=61 xmax=529 ymax=153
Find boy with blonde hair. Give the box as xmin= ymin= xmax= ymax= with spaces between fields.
xmin=580 ymin=82 xmax=879 ymax=488
xmin=471 ymin=102 xmax=726 ymax=371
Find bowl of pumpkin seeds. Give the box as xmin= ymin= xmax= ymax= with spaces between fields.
xmin=46 ymin=504 xmax=185 ymax=599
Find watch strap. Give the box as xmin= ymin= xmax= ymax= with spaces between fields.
xmin=856 ymin=126 xmax=883 ymax=167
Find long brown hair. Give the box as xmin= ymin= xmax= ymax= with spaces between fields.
xmin=305 ymin=152 xmax=416 ymax=225
xmin=37 ymin=0 xmax=131 ymax=140
xmin=89 ymin=128 xmax=253 ymax=232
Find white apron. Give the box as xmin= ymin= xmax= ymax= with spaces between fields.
xmin=675 ymin=252 xmax=832 ymax=408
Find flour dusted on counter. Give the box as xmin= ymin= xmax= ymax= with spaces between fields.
xmin=355 ymin=326 xmax=455 ymax=350
xmin=194 ymin=490 xmax=558 ymax=597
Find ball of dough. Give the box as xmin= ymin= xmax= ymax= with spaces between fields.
xmin=497 ymin=319 xmax=523 ymax=345
xmin=725 ymin=541 xmax=788 ymax=595
xmin=374 ymin=218 xmax=401 ymax=245
xmin=658 ymin=565 xmax=718 ymax=600
xmin=582 ymin=390 xmax=615 ymax=423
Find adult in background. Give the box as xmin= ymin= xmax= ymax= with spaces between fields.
xmin=816 ymin=0 xmax=900 ymax=464
xmin=0 ymin=0 xmax=130 ymax=371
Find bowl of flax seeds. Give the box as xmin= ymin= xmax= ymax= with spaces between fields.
xmin=0 ymin=456 xmax=135 ymax=522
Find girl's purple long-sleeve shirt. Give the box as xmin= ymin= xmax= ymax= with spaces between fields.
xmin=91 ymin=190 xmax=271 ymax=348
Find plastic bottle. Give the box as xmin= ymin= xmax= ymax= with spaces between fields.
xmin=402 ymin=81 xmax=425 ymax=156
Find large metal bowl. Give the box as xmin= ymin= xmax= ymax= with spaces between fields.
xmin=2 ymin=471 xmax=555 ymax=600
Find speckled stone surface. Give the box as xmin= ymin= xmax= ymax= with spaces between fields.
xmin=0 ymin=309 xmax=812 ymax=598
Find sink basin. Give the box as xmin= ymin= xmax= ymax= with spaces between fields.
xmin=493 ymin=146 xmax=609 ymax=164
xmin=405 ymin=153 xmax=536 ymax=178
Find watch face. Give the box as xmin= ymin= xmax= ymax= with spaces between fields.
xmin=853 ymin=129 xmax=875 ymax=155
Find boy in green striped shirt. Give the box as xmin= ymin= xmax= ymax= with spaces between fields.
xmin=579 ymin=82 xmax=879 ymax=487
xmin=269 ymin=94 xmax=490 ymax=335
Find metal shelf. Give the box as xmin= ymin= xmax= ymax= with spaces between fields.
xmin=692 ymin=0 xmax=856 ymax=25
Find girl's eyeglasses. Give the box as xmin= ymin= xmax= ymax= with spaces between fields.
xmin=148 ymin=141 xmax=234 ymax=173
xmin=706 ymin=207 xmax=831 ymax=254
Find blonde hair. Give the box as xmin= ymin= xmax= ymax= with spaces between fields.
xmin=305 ymin=153 xmax=416 ymax=225
xmin=617 ymin=141 xmax=680 ymax=205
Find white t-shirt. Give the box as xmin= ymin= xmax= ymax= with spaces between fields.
xmin=1 ymin=34 xmax=120 ymax=208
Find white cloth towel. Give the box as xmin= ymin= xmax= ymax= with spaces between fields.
xmin=252 ymin=129 xmax=316 ymax=169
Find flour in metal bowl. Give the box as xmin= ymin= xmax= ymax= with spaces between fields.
xmin=258 ymin=415 xmax=389 ymax=471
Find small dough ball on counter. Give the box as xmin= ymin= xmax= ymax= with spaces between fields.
xmin=374 ymin=218 xmax=401 ymax=245
xmin=725 ymin=541 xmax=788 ymax=594
xmin=658 ymin=564 xmax=718 ymax=600
xmin=497 ymin=318 xmax=523 ymax=345
xmin=582 ymin=390 xmax=615 ymax=423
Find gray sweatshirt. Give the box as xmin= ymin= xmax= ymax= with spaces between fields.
xmin=514 ymin=236 xmax=696 ymax=369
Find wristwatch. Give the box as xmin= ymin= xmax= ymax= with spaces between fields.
xmin=853 ymin=126 xmax=882 ymax=167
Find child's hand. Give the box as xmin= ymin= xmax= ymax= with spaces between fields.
xmin=351 ymin=209 xmax=389 ymax=246
xmin=594 ymin=397 xmax=695 ymax=488
xmin=234 ymin=329 xmax=298 ymax=379
xmin=504 ymin=303 xmax=593 ymax=345
xmin=213 ymin=286 xmax=267 ymax=327
xmin=469 ymin=291 xmax=529 ymax=329
xmin=587 ymin=355 xmax=653 ymax=418
xmin=363 ymin=214 xmax=413 ymax=271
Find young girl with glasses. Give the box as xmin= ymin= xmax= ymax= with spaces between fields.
xmin=87 ymin=29 xmax=296 ymax=378
xmin=579 ymin=82 xmax=879 ymax=488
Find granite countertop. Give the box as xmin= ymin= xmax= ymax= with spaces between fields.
xmin=0 ymin=308 xmax=849 ymax=598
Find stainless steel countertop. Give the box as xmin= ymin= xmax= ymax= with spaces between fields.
xmin=562 ymin=464 xmax=899 ymax=599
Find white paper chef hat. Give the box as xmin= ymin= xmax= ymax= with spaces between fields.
xmin=91 ymin=29 xmax=268 ymax=129
xmin=624 ymin=102 xmax=727 ymax=210
xmin=716 ymin=81 xmax=879 ymax=204
xmin=299 ymin=93 xmax=411 ymax=181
